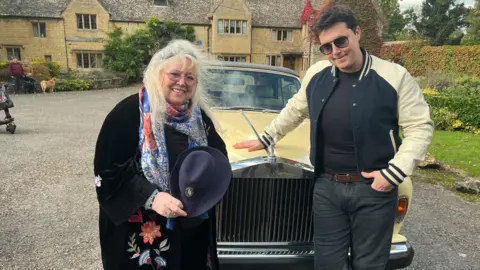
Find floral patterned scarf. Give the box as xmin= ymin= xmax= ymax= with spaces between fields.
xmin=138 ymin=87 xmax=208 ymax=192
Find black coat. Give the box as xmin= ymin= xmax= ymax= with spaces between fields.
xmin=93 ymin=93 xmax=227 ymax=270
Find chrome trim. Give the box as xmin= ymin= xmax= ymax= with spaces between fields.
xmin=218 ymin=242 xmax=410 ymax=258
xmin=230 ymin=156 xmax=313 ymax=172
xmin=219 ymin=242 xmax=308 ymax=246
xmin=240 ymin=111 xmax=276 ymax=163
xmin=205 ymin=61 xmax=300 ymax=77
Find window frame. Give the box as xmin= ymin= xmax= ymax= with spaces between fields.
xmin=6 ymin=48 xmax=22 ymax=60
xmin=217 ymin=55 xmax=247 ymax=62
xmin=271 ymin=29 xmax=293 ymax=41
xmin=76 ymin=52 xmax=103 ymax=68
xmin=266 ymin=55 xmax=281 ymax=66
xmin=217 ymin=19 xmax=248 ymax=35
xmin=76 ymin=14 xmax=97 ymax=30
xmin=32 ymin=22 xmax=47 ymax=38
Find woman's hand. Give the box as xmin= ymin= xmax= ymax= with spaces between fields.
xmin=151 ymin=192 xmax=187 ymax=218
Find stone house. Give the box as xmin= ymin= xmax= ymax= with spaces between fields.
xmin=0 ymin=0 xmax=381 ymax=77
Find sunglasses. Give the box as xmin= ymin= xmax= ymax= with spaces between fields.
xmin=319 ymin=36 xmax=349 ymax=55
xmin=166 ymin=72 xmax=198 ymax=86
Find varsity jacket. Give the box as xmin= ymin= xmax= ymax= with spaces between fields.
xmin=260 ymin=49 xmax=434 ymax=187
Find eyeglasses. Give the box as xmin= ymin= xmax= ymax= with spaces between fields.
xmin=166 ymin=72 xmax=198 ymax=86
xmin=319 ymin=36 xmax=349 ymax=55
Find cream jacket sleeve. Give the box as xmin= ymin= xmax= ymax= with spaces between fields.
xmin=380 ymin=69 xmax=434 ymax=185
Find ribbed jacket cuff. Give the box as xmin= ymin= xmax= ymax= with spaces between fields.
xmin=380 ymin=163 xmax=407 ymax=187
xmin=260 ymin=131 xmax=275 ymax=148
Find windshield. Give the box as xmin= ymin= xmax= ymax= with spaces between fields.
xmin=206 ymin=68 xmax=301 ymax=111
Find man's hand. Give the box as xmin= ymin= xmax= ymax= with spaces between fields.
xmin=361 ymin=171 xmax=393 ymax=192
xmin=232 ymin=139 xmax=265 ymax=152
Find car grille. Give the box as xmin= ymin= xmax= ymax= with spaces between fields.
xmin=216 ymin=177 xmax=315 ymax=243
xmin=218 ymin=249 xmax=314 ymax=256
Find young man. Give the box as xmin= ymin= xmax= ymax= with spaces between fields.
xmin=233 ymin=5 xmax=433 ymax=270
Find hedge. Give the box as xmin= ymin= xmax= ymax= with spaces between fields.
xmin=423 ymin=88 xmax=480 ymax=134
xmin=380 ymin=43 xmax=480 ymax=77
xmin=0 ymin=60 xmax=60 ymax=78
xmin=55 ymin=79 xmax=94 ymax=92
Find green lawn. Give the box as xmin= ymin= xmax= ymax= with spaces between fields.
xmin=428 ymin=130 xmax=480 ymax=177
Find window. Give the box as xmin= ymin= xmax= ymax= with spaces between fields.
xmin=154 ymin=0 xmax=168 ymax=6
xmin=217 ymin=19 xmax=247 ymax=34
xmin=7 ymin=48 xmax=21 ymax=60
xmin=76 ymin=14 xmax=97 ymax=30
xmin=76 ymin=52 xmax=103 ymax=68
xmin=302 ymin=56 xmax=309 ymax=71
xmin=205 ymin=69 xmax=301 ymax=111
xmin=33 ymin=23 xmax=47 ymax=38
xmin=217 ymin=56 xmax=247 ymax=62
xmin=218 ymin=20 xmax=223 ymax=33
xmin=272 ymin=29 xmax=292 ymax=41
xmin=266 ymin=55 xmax=281 ymax=66
xmin=45 ymin=55 xmax=52 ymax=62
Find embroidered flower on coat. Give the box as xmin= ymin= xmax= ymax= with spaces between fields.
xmin=128 ymin=209 xmax=144 ymax=223
xmin=140 ymin=221 xmax=162 ymax=245
xmin=94 ymin=175 xmax=102 ymax=187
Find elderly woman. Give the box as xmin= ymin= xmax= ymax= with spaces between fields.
xmin=93 ymin=40 xmax=227 ymax=270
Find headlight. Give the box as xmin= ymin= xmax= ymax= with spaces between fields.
xmin=395 ymin=196 xmax=409 ymax=223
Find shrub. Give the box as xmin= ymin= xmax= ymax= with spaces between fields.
xmin=0 ymin=68 xmax=9 ymax=82
xmin=0 ymin=61 xmax=8 ymax=69
xmin=30 ymin=60 xmax=60 ymax=77
xmin=54 ymin=79 xmax=94 ymax=92
xmin=417 ymin=70 xmax=456 ymax=90
xmin=424 ymin=90 xmax=480 ymax=133
xmin=430 ymin=107 xmax=461 ymax=131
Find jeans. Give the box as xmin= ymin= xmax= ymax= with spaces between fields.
xmin=313 ymin=175 xmax=398 ymax=270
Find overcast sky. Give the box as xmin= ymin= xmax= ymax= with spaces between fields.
xmin=399 ymin=0 xmax=475 ymax=10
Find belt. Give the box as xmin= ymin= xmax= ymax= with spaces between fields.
xmin=324 ymin=172 xmax=363 ymax=183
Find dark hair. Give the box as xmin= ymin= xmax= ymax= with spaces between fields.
xmin=312 ymin=5 xmax=358 ymax=40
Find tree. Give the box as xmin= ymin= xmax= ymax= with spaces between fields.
xmin=378 ymin=0 xmax=407 ymax=40
xmin=103 ymin=18 xmax=196 ymax=81
xmin=414 ymin=0 xmax=469 ymax=46
xmin=462 ymin=0 xmax=480 ymax=45
xmin=146 ymin=18 xmax=196 ymax=53
xmin=394 ymin=7 xmax=423 ymax=40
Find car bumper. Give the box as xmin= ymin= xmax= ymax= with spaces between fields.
xmin=218 ymin=242 xmax=414 ymax=270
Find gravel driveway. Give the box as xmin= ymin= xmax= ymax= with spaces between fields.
xmin=0 ymin=87 xmax=478 ymax=270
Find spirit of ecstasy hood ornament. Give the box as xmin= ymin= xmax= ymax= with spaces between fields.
xmin=240 ymin=111 xmax=277 ymax=164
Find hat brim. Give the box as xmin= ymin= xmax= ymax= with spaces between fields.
xmin=170 ymin=146 xmax=232 ymax=217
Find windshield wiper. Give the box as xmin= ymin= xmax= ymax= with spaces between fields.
xmin=212 ymin=106 xmax=279 ymax=113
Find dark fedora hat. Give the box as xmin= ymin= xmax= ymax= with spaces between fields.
xmin=169 ymin=146 xmax=232 ymax=218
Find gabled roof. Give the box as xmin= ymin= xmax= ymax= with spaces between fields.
xmin=0 ymin=0 xmax=382 ymax=29
xmin=0 ymin=0 xmax=70 ymax=19
xmin=0 ymin=0 xmax=326 ymax=28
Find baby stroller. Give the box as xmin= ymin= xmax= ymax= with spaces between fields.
xmin=0 ymin=84 xmax=16 ymax=134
